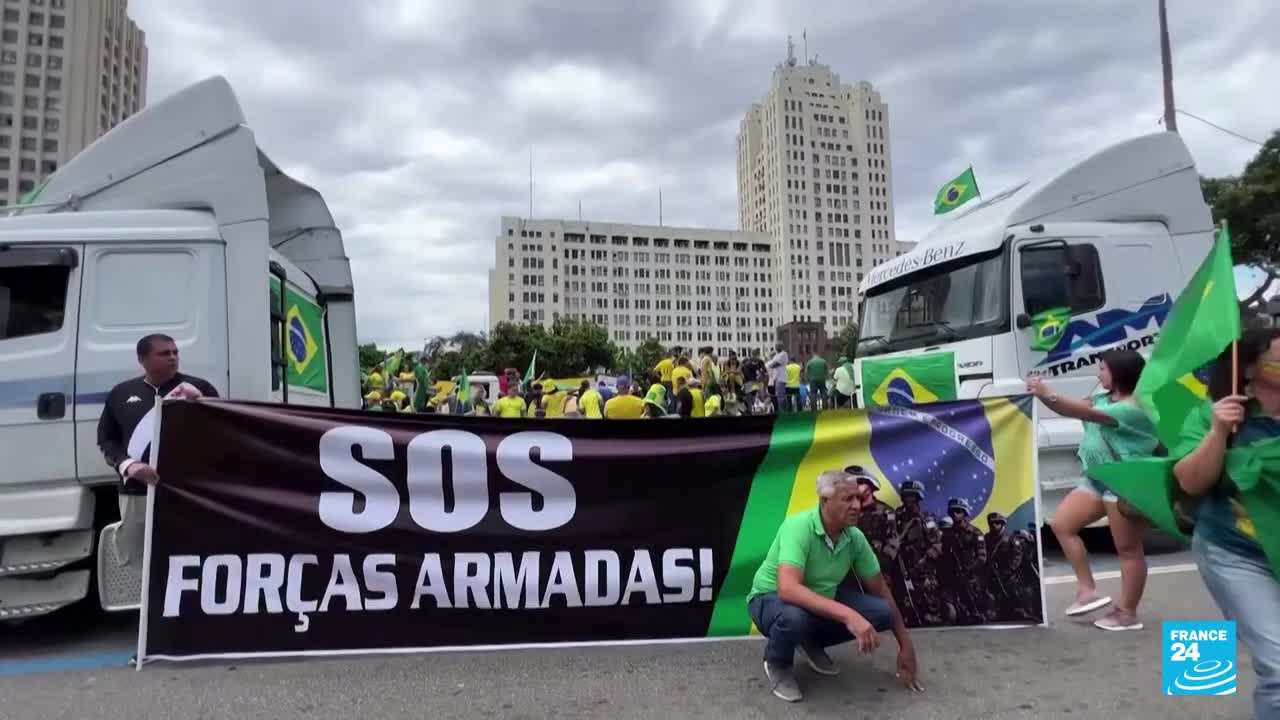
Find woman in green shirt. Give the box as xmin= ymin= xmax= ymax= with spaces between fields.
xmin=1174 ymin=328 xmax=1280 ymax=718
xmin=1027 ymin=348 xmax=1158 ymax=631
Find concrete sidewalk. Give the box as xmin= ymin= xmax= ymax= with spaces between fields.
xmin=0 ymin=569 xmax=1252 ymax=720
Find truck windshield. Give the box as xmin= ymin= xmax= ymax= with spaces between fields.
xmin=858 ymin=247 xmax=1009 ymax=356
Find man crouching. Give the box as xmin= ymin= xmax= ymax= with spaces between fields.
xmin=747 ymin=469 xmax=924 ymax=702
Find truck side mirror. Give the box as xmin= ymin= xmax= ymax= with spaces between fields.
xmin=1015 ymin=313 xmax=1031 ymax=329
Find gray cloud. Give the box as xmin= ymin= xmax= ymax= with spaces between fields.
xmin=129 ymin=0 xmax=1279 ymax=348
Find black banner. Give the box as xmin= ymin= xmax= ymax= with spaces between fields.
xmin=140 ymin=398 xmax=1043 ymax=662
xmin=142 ymin=401 xmax=775 ymax=658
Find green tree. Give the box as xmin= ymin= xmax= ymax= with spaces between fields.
xmin=836 ymin=320 xmax=860 ymax=359
xmin=547 ymin=317 xmax=616 ymax=376
xmin=629 ymin=337 xmax=667 ymax=381
xmin=1201 ymin=129 xmax=1280 ymax=309
xmin=358 ymin=342 xmax=386 ymax=372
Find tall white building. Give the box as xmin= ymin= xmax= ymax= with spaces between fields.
xmin=0 ymin=0 xmax=146 ymax=206
xmin=737 ymin=41 xmax=895 ymax=336
xmin=488 ymin=216 xmax=776 ymax=357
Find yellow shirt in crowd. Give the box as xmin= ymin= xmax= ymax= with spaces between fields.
xmin=671 ymin=365 xmax=694 ymax=389
xmin=655 ymin=358 xmax=674 ymax=383
xmin=785 ymin=362 xmax=802 ymax=388
xmin=542 ymin=391 xmax=567 ymax=418
xmin=604 ymin=393 xmax=646 ymax=419
xmin=689 ymin=388 xmax=705 ymax=418
xmin=579 ymin=389 xmax=603 ymax=418
xmin=494 ymin=395 xmax=527 ymax=418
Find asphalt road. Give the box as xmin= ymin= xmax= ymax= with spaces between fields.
xmin=1 ymin=538 xmax=1248 ymax=720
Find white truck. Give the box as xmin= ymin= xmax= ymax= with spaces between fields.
xmin=0 ymin=76 xmax=359 ymax=620
xmin=855 ymin=132 xmax=1214 ymax=523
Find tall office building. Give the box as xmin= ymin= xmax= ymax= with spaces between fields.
xmin=737 ymin=39 xmax=895 ymax=336
xmin=0 ymin=0 xmax=146 ymax=206
xmin=489 ymin=217 xmax=776 ymax=357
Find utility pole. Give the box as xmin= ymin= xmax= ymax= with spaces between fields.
xmin=1159 ymin=0 xmax=1177 ymax=132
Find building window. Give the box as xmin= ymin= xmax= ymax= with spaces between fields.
xmin=18 ymin=179 xmax=33 ymax=192
xmin=19 ymin=157 xmax=33 ymax=172
xmin=22 ymin=95 xmax=37 ymax=110
xmin=44 ymin=115 xmax=56 ymax=131
xmin=0 ymin=51 xmax=15 ymax=66
xmin=49 ymin=13 xmax=63 ymax=28
xmin=19 ymin=135 xmax=34 ymax=151
xmin=20 ymin=115 xmax=35 ymax=129
xmin=44 ymin=96 xmax=58 ymax=111
xmin=46 ymin=55 xmax=60 ymax=70
xmin=45 ymin=75 xmax=58 ymax=91
xmin=25 ymin=53 xmax=41 ymax=68
xmin=47 ymin=34 xmax=61 ymax=50
xmin=41 ymin=137 xmax=55 ymax=152
xmin=28 ymin=33 xmax=43 ymax=47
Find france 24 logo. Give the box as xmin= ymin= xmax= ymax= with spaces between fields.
xmin=1163 ymin=621 xmax=1237 ymax=695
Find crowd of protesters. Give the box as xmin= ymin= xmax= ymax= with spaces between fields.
xmin=360 ymin=344 xmax=862 ymax=419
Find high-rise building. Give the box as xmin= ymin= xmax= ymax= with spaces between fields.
xmin=0 ymin=0 xmax=146 ymax=206
xmin=737 ymin=39 xmax=895 ymax=336
xmin=489 ymin=216 xmax=776 ymax=357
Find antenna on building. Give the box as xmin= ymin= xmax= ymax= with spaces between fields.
xmin=528 ymin=147 xmax=534 ymax=219
xmin=785 ymin=35 xmax=797 ymax=67
xmin=578 ymin=198 xmax=583 ymax=221
xmin=803 ymin=30 xmax=808 ymax=64
xmin=659 ymin=186 xmax=664 ymax=226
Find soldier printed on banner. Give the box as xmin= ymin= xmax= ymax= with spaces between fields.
xmin=848 ymin=465 xmax=896 ymax=568
xmin=984 ymin=512 xmax=1037 ymax=621
xmin=941 ymin=497 xmax=993 ymax=624
xmin=890 ymin=480 xmax=946 ymax=626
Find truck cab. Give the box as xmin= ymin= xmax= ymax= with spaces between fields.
xmin=0 ymin=77 xmax=359 ymax=620
xmin=855 ymin=132 xmax=1215 ymax=522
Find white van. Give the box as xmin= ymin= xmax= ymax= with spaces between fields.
xmin=855 ymin=132 xmax=1214 ymax=523
xmin=0 ymin=76 xmax=359 ymax=620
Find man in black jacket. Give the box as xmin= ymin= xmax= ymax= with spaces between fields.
xmin=98 ymin=334 xmax=217 ymax=562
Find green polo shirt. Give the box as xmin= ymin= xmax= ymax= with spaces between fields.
xmin=747 ymin=508 xmax=880 ymax=602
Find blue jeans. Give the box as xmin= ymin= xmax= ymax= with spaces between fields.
xmin=748 ymin=588 xmax=894 ymax=669
xmin=1192 ymin=532 xmax=1280 ymax=719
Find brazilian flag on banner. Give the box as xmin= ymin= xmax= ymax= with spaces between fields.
xmin=933 ymin=167 xmax=979 ymax=215
xmin=860 ymin=351 xmax=958 ymax=408
xmin=270 ymin=277 xmax=329 ymax=394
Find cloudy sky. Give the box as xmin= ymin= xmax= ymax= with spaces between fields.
xmin=128 ymin=0 xmax=1278 ymax=349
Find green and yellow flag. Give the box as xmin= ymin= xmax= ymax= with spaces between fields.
xmin=1136 ymin=223 xmax=1240 ymax=448
xmin=523 ymin=350 xmax=538 ymax=386
xmin=860 ymin=351 xmax=958 ymax=407
xmin=271 ymin=277 xmax=329 ymax=394
xmin=933 ymin=167 xmax=979 ymax=215
xmin=412 ymin=363 xmax=432 ymax=412
xmin=458 ymin=371 xmax=471 ymax=403
xmin=1028 ymin=306 xmax=1072 ymax=351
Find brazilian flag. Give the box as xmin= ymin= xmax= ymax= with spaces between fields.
xmin=271 ymin=277 xmax=329 ymax=394
xmin=860 ymin=351 xmax=958 ymax=408
xmin=933 ymin=167 xmax=979 ymax=215
xmin=1029 ymin=306 xmax=1072 ymax=351
xmin=1137 ymin=223 xmax=1240 ymax=447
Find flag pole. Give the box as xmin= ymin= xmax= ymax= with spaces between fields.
xmin=1223 ymin=219 xmax=1240 ymax=429
xmin=970 ymin=164 xmax=982 ymax=202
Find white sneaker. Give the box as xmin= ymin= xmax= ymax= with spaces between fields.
xmin=1065 ymin=593 xmax=1112 ymax=616
xmin=1094 ymin=608 xmax=1144 ymax=632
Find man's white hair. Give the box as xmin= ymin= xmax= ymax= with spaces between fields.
xmin=816 ymin=469 xmax=857 ymax=499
